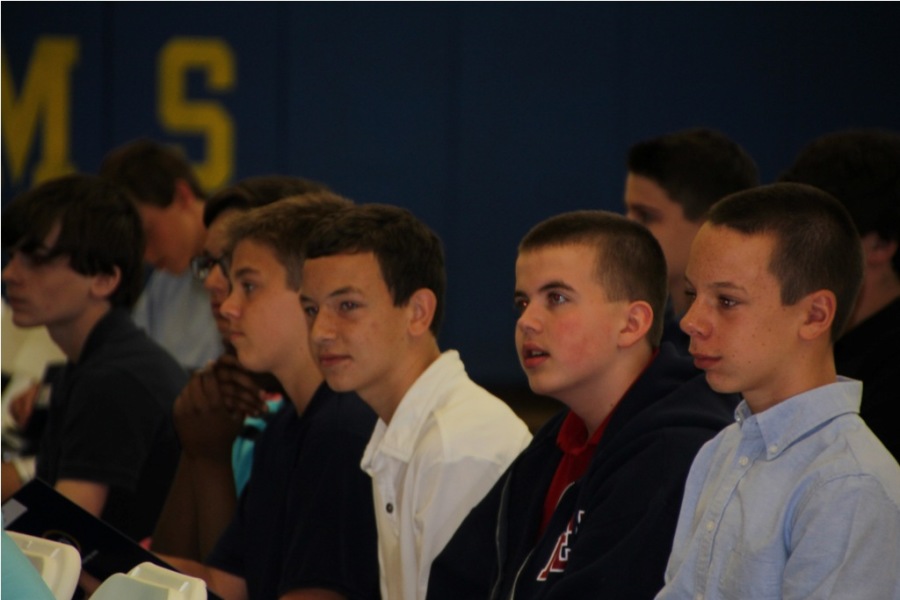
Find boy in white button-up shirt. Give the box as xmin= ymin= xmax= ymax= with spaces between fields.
xmin=301 ymin=203 xmax=532 ymax=600
xmin=656 ymin=183 xmax=900 ymax=600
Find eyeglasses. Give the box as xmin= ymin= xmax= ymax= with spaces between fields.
xmin=190 ymin=254 xmax=229 ymax=281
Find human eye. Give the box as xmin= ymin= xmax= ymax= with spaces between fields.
xmin=718 ymin=295 xmax=738 ymax=309
xmin=513 ymin=295 xmax=529 ymax=314
xmin=240 ymin=280 xmax=256 ymax=294
xmin=547 ymin=291 xmax=568 ymax=306
xmin=683 ymin=286 xmax=697 ymax=306
xmin=338 ymin=300 xmax=359 ymax=312
xmin=301 ymin=303 xmax=318 ymax=319
xmin=628 ymin=207 xmax=658 ymax=226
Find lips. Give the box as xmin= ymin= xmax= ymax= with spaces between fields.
xmin=690 ymin=352 xmax=721 ymax=371
xmin=317 ymin=353 xmax=350 ymax=369
xmin=4 ymin=295 xmax=28 ymax=312
xmin=520 ymin=343 xmax=549 ymax=369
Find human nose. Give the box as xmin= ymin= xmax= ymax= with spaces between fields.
xmin=309 ymin=307 xmax=335 ymax=345
xmin=2 ymin=254 xmax=23 ymax=284
xmin=516 ymin=303 xmax=542 ymax=335
xmin=204 ymin=262 xmax=229 ymax=297
xmin=220 ymin=288 xmax=241 ymax=320
xmin=680 ymin=299 xmax=708 ymax=339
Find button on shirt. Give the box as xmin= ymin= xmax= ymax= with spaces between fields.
xmin=656 ymin=379 xmax=900 ymax=600
xmin=361 ymin=350 xmax=532 ymax=600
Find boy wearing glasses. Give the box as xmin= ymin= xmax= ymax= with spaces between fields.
xmin=1 ymin=174 xmax=186 ymax=542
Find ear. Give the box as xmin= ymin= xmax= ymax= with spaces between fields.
xmin=90 ymin=267 xmax=122 ymax=302
xmin=172 ymin=178 xmax=196 ymax=209
xmin=618 ymin=300 xmax=653 ymax=349
xmin=407 ymin=288 xmax=437 ymax=338
xmin=798 ymin=289 xmax=836 ymax=342
xmin=863 ymin=232 xmax=898 ymax=267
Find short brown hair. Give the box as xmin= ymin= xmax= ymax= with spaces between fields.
xmin=628 ymin=128 xmax=759 ymax=220
xmin=518 ymin=210 xmax=668 ymax=346
xmin=303 ymin=204 xmax=447 ymax=337
xmin=99 ymin=138 xmax=205 ymax=207
xmin=708 ymin=182 xmax=864 ymax=340
xmin=226 ymin=192 xmax=353 ymax=290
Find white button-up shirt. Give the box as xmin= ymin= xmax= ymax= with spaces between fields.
xmin=361 ymin=350 xmax=532 ymax=600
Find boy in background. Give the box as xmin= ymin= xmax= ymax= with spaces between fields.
xmin=99 ymin=138 xmax=221 ymax=370
xmin=624 ymin=128 xmax=759 ymax=352
xmin=779 ymin=129 xmax=900 ymax=459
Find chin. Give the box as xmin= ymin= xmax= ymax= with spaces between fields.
xmin=704 ymin=373 xmax=739 ymax=395
xmin=323 ymin=378 xmax=352 ymax=393
xmin=525 ymin=376 xmax=555 ymax=399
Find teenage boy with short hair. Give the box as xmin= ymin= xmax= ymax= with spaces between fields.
xmin=427 ymin=211 xmax=737 ymax=599
xmin=656 ymin=183 xmax=900 ymax=599
xmin=1 ymin=174 xmax=186 ymax=542
xmin=157 ymin=194 xmax=381 ymax=600
xmin=624 ymin=128 xmax=759 ymax=352
xmin=300 ymin=204 xmax=532 ymax=600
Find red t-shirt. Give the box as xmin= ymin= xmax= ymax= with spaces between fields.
xmin=538 ymin=410 xmax=613 ymax=536
xmin=538 ymin=349 xmax=660 ymax=536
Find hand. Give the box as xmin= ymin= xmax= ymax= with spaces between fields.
xmin=9 ymin=382 xmax=40 ymax=430
xmin=211 ymin=353 xmax=270 ymax=417
xmin=173 ymin=363 xmax=254 ymax=461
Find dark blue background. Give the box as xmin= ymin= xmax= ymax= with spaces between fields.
xmin=4 ymin=2 xmax=899 ymax=387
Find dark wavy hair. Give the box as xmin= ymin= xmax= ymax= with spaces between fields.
xmin=304 ymin=204 xmax=446 ymax=337
xmin=3 ymin=174 xmax=145 ymax=308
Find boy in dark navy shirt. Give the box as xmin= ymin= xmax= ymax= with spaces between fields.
xmin=155 ymin=193 xmax=380 ymax=600
xmin=1 ymin=175 xmax=186 ymax=542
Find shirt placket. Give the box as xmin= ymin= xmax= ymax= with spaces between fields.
xmin=693 ymin=429 xmax=760 ymax=600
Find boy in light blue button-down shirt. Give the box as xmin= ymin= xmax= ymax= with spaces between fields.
xmin=656 ymin=182 xmax=900 ymax=600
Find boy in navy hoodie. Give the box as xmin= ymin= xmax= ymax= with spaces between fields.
xmin=428 ymin=210 xmax=737 ymax=599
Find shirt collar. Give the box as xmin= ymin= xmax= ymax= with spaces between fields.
xmin=363 ymin=350 xmax=464 ymax=464
xmin=735 ymin=377 xmax=862 ymax=460
xmin=556 ymin=409 xmax=615 ymax=456
xmin=73 ymin=307 xmax=129 ymax=366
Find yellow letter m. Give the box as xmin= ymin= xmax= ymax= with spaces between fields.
xmin=2 ymin=37 xmax=79 ymax=186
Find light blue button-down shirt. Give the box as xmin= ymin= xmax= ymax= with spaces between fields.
xmin=132 ymin=268 xmax=223 ymax=371
xmin=656 ymin=379 xmax=900 ymax=600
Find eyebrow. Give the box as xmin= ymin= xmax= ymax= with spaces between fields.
xmin=685 ymin=276 xmax=747 ymax=294
xmin=514 ymin=280 xmax=576 ymax=298
xmin=540 ymin=280 xmax=575 ymax=293
xmin=233 ymin=266 xmax=260 ymax=278
xmin=301 ymin=285 xmax=364 ymax=303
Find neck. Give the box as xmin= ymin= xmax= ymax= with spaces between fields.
xmin=568 ymin=343 xmax=653 ymax=437
xmin=188 ymin=201 xmax=208 ymax=257
xmin=47 ymin=303 xmax=112 ymax=362
xmin=668 ymin=277 xmax=690 ymax=318
xmin=846 ymin=268 xmax=900 ymax=330
xmin=744 ymin=346 xmax=837 ymax=414
xmin=276 ymin=354 xmax=325 ymax=415
xmin=367 ymin=340 xmax=442 ymax=425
